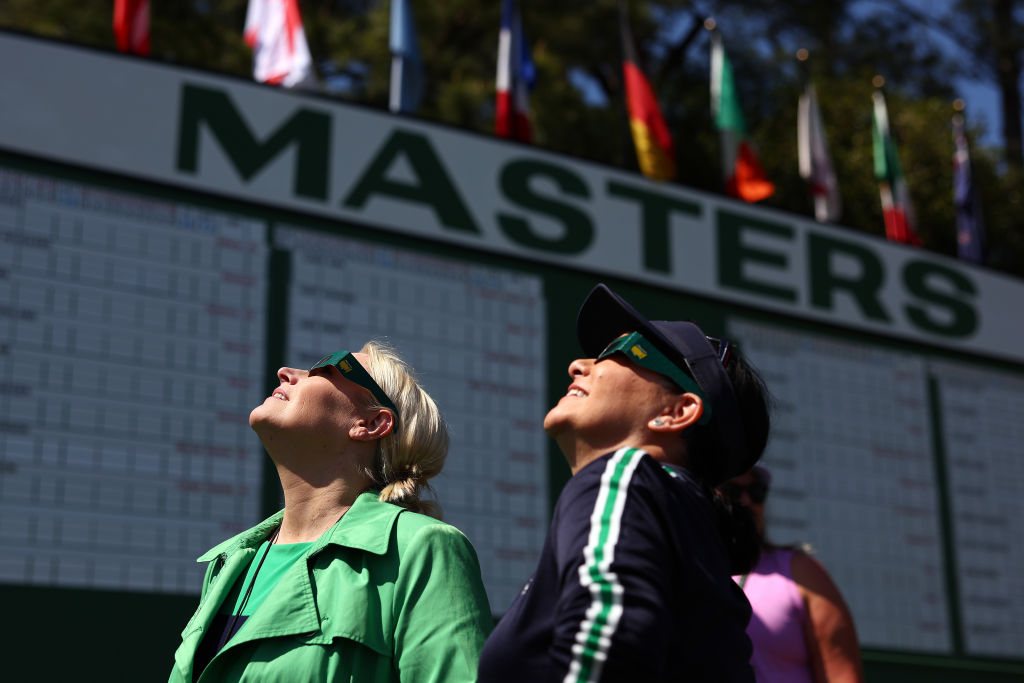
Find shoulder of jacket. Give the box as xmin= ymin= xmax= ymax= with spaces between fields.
xmin=568 ymin=447 xmax=661 ymax=492
xmin=392 ymin=511 xmax=466 ymax=548
xmin=555 ymin=449 xmax=665 ymax=520
xmin=196 ymin=510 xmax=284 ymax=563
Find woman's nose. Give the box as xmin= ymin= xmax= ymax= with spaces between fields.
xmin=277 ymin=366 xmax=302 ymax=384
xmin=568 ymin=358 xmax=593 ymax=378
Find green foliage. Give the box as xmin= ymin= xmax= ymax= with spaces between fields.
xmin=0 ymin=0 xmax=1020 ymax=277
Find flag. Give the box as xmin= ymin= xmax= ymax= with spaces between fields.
xmin=244 ymin=0 xmax=317 ymax=89
xmin=710 ymin=32 xmax=774 ymax=202
xmin=389 ymin=0 xmax=424 ymax=113
xmin=953 ymin=113 xmax=985 ymax=263
xmin=496 ymin=0 xmax=536 ymax=142
xmin=797 ymin=83 xmax=840 ymax=222
xmin=872 ymin=90 xmax=922 ymax=246
xmin=113 ymin=0 xmax=150 ymax=56
xmin=620 ymin=1 xmax=675 ymax=181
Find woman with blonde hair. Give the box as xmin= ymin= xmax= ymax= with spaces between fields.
xmin=170 ymin=341 xmax=492 ymax=683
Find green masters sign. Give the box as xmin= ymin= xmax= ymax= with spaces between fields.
xmin=1 ymin=32 xmax=1019 ymax=361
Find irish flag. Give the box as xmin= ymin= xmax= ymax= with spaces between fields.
xmin=620 ymin=1 xmax=675 ymax=181
xmin=710 ymin=32 xmax=774 ymax=202
xmin=872 ymin=90 xmax=922 ymax=246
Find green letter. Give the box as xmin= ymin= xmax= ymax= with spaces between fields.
xmin=607 ymin=181 xmax=701 ymax=273
xmin=177 ymin=83 xmax=330 ymax=200
xmin=808 ymin=233 xmax=890 ymax=321
xmin=343 ymin=130 xmax=479 ymax=234
xmin=498 ymin=160 xmax=593 ymax=254
xmin=903 ymin=261 xmax=978 ymax=337
xmin=718 ymin=209 xmax=797 ymax=301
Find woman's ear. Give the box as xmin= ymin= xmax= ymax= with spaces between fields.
xmin=350 ymin=410 xmax=395 ymax=442
xmin=648 ymin=393 xmax=704 ymax=433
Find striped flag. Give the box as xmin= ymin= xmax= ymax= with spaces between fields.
xmin=389 ymin=0 xmax=424 ymax=113
xmin=953 ymin=113 xmax=985 ymax=263
xmin=113 ymin=0 xmax=150 ymax=56
xmin=797 ymin=83 xmax=840 ymax=221
xmin=620 ymin=2 xmax=675 ymax=181
xmin=872 ymin=90 xmax=922 ymax=245
xmin=710 ymin=32 xmax=774 ymax=202
xmin=495 ymin=0 xmax=535 ymax=142
xmin=244 ymin=0 xmax=317 ymax=89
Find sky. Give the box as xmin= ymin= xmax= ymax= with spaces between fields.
xmin=878 ymin=0 xmax=1006 ymax=146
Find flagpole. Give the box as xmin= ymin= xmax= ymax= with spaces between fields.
xmin=390 ymin=55 xmax=403 ymax=113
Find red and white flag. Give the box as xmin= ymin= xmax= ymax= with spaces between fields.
xmin=113 ymin=0 xmax=150 ymax=56
xmin=244 ymin=0 xmax=317 ymax=89
xmin=496 ymin=0 xmax=535 ymax=142
xmin=797 ymin=83 xmax=840 ymax=222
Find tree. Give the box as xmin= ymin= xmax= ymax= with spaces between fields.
xmin=892 ymin=0 xmax=1024 ymax=169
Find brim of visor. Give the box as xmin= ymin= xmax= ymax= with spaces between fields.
xmin=576 ymin=283 xmax=749 ymax=483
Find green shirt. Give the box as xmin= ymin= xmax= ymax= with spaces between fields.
xmin=170 ymin=492 xmax=493 ymax=683
xmin=229 ymin=540 xmax=313 ymax=619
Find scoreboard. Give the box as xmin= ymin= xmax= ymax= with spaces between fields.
xmin=1 ymin=31 xmax=1022 ymax=681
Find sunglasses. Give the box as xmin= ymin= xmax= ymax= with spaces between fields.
xmin=704 ymin=335 xmax=733 ymax=367
xmin=598 ymin=331 xmax=734 ymax=424
xmin=718 ymin=480 xmax=768 ymax=504
xmin=309 ymin=350 xmax=400 ymax=429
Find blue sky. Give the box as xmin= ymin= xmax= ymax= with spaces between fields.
xmin=876 ymin=0 xmax=1007 ymax=146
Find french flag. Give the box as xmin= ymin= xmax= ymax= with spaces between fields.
xmin=495 ymin=0 xmax=535 ymax=142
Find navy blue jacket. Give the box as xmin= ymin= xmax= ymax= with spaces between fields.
xmin=478 ymin=448 xmax=754 ymax=682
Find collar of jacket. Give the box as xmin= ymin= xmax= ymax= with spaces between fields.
xmin=196 ymin=490 xmax=401 ymax=563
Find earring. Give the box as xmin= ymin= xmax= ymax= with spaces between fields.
xmin=653 ymin=418 xmax=664 ymax=426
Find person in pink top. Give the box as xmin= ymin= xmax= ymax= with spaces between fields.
xmin=722 ymin=466 xmax=864 ymax=683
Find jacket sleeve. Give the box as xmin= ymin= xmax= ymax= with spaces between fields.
xmin=392 ymin=523 xmax=494 ymax=683
xmin=549 ymin=450 xmax=675 ymax=682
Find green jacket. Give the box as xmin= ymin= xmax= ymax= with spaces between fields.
xmin=170 ymin=491 xmax=493 ymax=683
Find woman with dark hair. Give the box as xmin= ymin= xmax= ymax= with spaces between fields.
xmin=722 ymin=466 xmax=864 ymax=683
xmin=478 ymin=284 xmax=772 ymax=682
xmin=169 ymin=341 xmax=492 ymax=683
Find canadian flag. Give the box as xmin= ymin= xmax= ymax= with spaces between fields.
xmin=244 ymin=0 xmax=317 ymax=89
xmin=113 ymin=0 xmax=150 ymax=56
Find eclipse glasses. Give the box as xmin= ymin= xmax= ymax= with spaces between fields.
xmin=598 ymin=331 xmax=733 ymax=425
xmin=309 ymin=350 xmax=399 ymax=428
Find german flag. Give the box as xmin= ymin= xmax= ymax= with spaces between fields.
xmin=620 ymin=2 xmax=675 ymax=181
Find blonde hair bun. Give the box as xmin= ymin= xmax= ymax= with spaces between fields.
xmin=360 ymin=341 xmax=448 ymax=519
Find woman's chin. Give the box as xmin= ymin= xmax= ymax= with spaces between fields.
xmin=542 ymin=409 xmax=570 ymax=439
xmin=249 ymin=403 xmax=275 ymax=430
